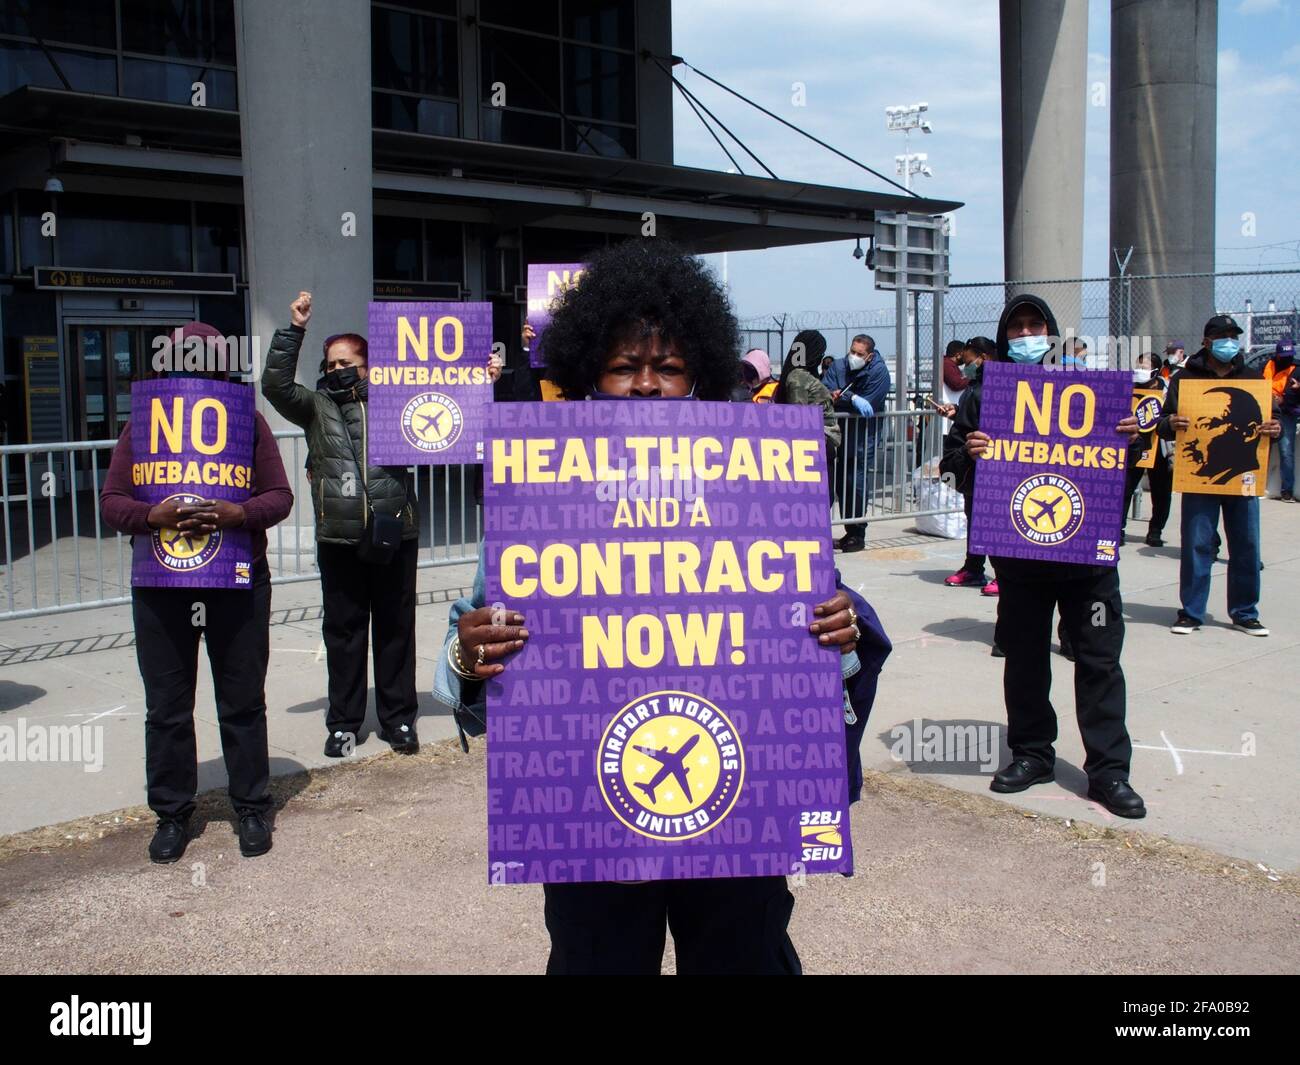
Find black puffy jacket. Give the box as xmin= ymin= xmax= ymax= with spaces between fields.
xmin=261 ymin=326 xmax=417 ymax=546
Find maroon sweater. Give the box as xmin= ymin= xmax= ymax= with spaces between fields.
xmin=100 ymin=410 xmax=293 ymax=565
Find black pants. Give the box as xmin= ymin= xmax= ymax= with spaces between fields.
xmin=542 ymin=876 xmax=800 ymax=975
xmin=1123 ymin=457 xmax=1172 ymax=538
xmin=994 ymin=569 xmax=1132 ymax=784
xmin=133 ymin=567 xmax=272 ymax=821
xmin=960 ymin=490 xmax=987 ymax=576
xmin=317 ymin=537 xmax=418 ymax=736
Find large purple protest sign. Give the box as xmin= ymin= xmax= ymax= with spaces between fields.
xmin=129 ymin=378 xmax=254 ymax=589
xmin=969 ymin=363 xmax=1132 ymax=566
xmin=483 ymin=400 xmax=852 ymax=885
xmin=367 ymin=301 xmax=493 ymax=465
xmin=525 ymin=263 xmax=585 ymax=369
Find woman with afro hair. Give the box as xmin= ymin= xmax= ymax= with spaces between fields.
xmin=434 ymin=239 xmax=865 ymax=975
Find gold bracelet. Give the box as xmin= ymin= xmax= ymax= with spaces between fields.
xmin=447 ymin=637 xmax=477 ymax=681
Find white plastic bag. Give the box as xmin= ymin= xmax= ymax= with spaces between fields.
xmin=912 ymin=461 xmax=966 ymax=539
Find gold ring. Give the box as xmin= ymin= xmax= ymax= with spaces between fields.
xmin=850 ymin=623 xmax=861 ymax=642
xmin=476 ymin=643 xmax=487 ymax=667
xmin=847 ymin=607 xmax=858 ymax=626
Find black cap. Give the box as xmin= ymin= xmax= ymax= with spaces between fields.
xmin=1203 ymin=314 xmax=1243 ymax=337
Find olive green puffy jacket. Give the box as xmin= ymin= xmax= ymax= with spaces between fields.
xmin=260 ymin=326 xmax=418 ymax=546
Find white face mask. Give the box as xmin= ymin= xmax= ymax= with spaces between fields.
xmin=1132 ymin=369 xmax=1151 ymax=383
xmin=847 ymin=354 xmax=867 ymax=371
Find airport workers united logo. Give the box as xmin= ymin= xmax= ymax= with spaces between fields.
xmin=598 ymin=691 xmax=744 ymax=841
xmin=151 ymin=493 xmax=222 ymax=572
xmin=1134 ymin=393 xmax=1164 ymax=432
xmin=400 ymin=391 xmax=463 ymax=453
xmin=1009 ymin=473 xmax=1085 ymax=546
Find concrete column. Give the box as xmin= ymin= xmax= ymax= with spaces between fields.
xmin=1111 ymin=0 xmax=1217 ymax=357
xmin=1000 ymin=0 xmax=1088 ymax=333
xmin=234 ymin=0 xmax=373 ymax=547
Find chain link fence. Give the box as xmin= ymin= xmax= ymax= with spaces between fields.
xmin=741 ymin=269 xmax=1300 ymax=394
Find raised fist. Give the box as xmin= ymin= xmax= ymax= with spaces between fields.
xmin=290 ymin=291 xmax=312 ymax=329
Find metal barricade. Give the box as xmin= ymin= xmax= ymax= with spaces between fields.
xmin=828 ymin=407 xmax=962 ymax=527
xmin=0 ymin=431 xmax=481 ymax=620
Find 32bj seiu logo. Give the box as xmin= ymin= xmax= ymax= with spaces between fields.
xmin=799 ymin=810 xmax=843 ymax=862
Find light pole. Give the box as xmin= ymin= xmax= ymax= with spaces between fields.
xmin=885 ymin=102 xmax=933 ymax=191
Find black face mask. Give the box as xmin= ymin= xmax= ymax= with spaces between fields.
xmin=324 ymin=366 xmax=362 ymax=392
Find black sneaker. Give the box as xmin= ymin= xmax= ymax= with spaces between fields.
xmin=379 ymin=722 xmax=419 ymax=754
xmin=1170 ymin=613 xmax=1200 ymax=635
xmin=1279 ymin=491 xmax=1294 ymax=502
xmin=1232 ymin=618 xmax=1269 ymax=637
xmin=148 ymin=818 xmax=189 ymax=864
xmin=238 ymin=812 xmax=272 ymax=857
xmin=1144 ymin=534 xmax=1165 ymax=547
xmin=324 ymin=731 xmax=355 ymax=758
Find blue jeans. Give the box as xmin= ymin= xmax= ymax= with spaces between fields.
xmin=1278 ymin=411 xmax=1296 ymax=495
xmin=1179 ymin=494 xmax=1261 ymax=623
xmin=835 ymin=418 xmax=878 ymax=538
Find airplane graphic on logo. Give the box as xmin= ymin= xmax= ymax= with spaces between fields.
xmin=1027 ymin=494 xmax=1067 ymax=530
xmin=632 ymin=734 xmax=700 ymax=805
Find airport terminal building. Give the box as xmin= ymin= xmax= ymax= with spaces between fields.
xmin=0 ymin=0 xmax=955 ymax=453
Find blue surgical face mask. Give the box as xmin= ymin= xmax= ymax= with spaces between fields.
xmin=1007 ymin=335 xmax=1052 ymax=364
xmin=1210 ymin=338 xmax=1240 ymax=363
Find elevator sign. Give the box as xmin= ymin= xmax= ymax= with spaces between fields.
xmin=35 ymin=267 xmax=236 ymax=295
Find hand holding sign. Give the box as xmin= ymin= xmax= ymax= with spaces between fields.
xmin=456 ymin=606 xmax=529 ymax=679
xmin=810 ymin=589 xmax=858 ymax=654
xmin=183 ymin=498 xmax=247 ymax=534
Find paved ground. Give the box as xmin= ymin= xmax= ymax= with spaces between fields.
xmin=0 ymin=494 xmax=1297 ymax=973
xmin=0 ymin=742 xmax=1295 ymax=975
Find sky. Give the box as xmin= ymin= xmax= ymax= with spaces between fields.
xmin=669 ymin=0 xmax=1300 ymax=324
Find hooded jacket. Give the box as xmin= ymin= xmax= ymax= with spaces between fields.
xmin=261 ymin=325 xmax=418 ymax=546
xmin=1155 ymin=345 xmax=1263 ymax=441
xmin=940 ymin=294 xmax=1112 ymax=581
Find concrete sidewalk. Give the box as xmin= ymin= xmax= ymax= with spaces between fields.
xmin=0 ymin=742 xmax=1294 ymax=974
xmin=1 ymin=493 xmax=1297 ymax=879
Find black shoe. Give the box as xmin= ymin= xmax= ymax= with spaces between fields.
xmin=1281 ymin=491 xmax=1294 ymax=502
xmin=1232 ymin=617 xmax=1270 ymax=637
xmin=379 ymin=722 xmax=419 ymax=754
xmin=238 ymin=812 xmax=272 ymax=857
xmin=837 ymin=535 xmax=865 ymax=553
xmin=324 ymin=730 xmax=355 ymax=758
xmin=990 ymin=643 xmax=1005 ymax=658
xmin=1145 ymin=534 xmax=1165 ymax=547
xmin=148 ymin=819 xmax=189 ymax=864
xmin=1170 ymin=612 xmax=1201 ymax=635
xmin=990 ymin=758 xmax=1054 ymax=793
xmin=1087 ymin=779 xmax=1146 ymax=819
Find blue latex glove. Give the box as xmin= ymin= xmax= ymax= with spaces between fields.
xmin=849 ymin=393 xmax=874 ymax=418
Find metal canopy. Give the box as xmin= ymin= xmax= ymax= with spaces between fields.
xmin=1 ymin=87 xmax=964 ymax=255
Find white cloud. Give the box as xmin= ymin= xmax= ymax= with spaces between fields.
xmin=1234 ymin=0 xmax=1282 ymax=14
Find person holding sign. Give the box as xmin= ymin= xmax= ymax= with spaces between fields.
xmin=942 ymin=296 xmax=1147 ymax=819
xmin=1122 ymin=352 xmax=1173 ymax=547
xmin=434 ymin=240 xmax=866 ymax=975
xmin=1157 ymin=315 xmax=1282 ymax=636
xmin=100 ymin=322 xmax=293 ymax=863
xmin=261 ymin=294 xmax=421 ymax=757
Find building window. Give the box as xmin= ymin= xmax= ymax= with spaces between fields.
xmin=194 ymin=202 xmax=242 ymax=277
xmin=0 ymin=0 xmax=238 ymax=107
xmin=374 ymin=216 xmax=464 ymax=286
xmin=120 ymin=0 xmax=236 ymax=65
xmin=58 ymin=194 xmax=192 ymax=272
xmin=372 ymin=2 xmax=459 ymax=136
xmin=477 ymin=0 xmax=637 ymax=158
